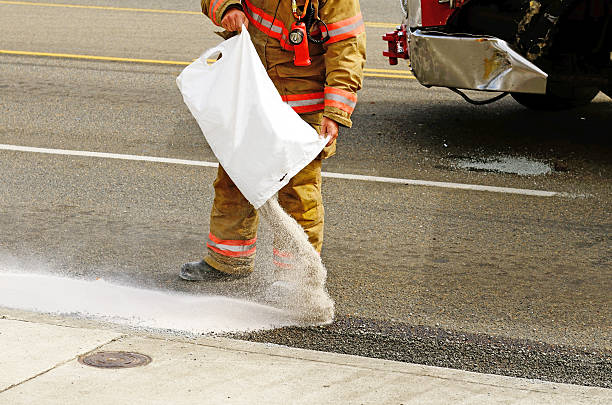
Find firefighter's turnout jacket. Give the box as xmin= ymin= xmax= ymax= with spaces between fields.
xmin=199 ymin=0 xmax=366 ymax=275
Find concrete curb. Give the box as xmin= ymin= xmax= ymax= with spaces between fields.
xmin=1 ymin=309 xmax=611 ymax=404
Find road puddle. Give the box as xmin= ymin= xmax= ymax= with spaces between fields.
xmin=454 ymin=156 xmax=552 ymax=176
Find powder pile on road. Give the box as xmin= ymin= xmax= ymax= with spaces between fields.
xmin=0 ymin=200 xmax=334 ymax=332
xmin=258 ymin=197 xmax=335 ymax=325
xmin=0 ymin=272 xmax=297 ymax=334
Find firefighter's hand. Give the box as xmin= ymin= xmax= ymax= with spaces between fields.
xmin=221 ymin=9 xmax=249 ymax=32
xmin=320 ymin=117 xmax=339 ymax=147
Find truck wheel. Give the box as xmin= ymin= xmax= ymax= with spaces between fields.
xmin=511 ymin=86 xmax=599 ymax=111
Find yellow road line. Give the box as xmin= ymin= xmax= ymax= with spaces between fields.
xmin=365 ymin=73 xmax=415 ymax=79
xmin=365 ymin=67 xmax=411 ymax=75
xmin=0 ymin=50 xmax=191 ymax=65
xmin=0 ymin=1 xmax=201 ymax=14
xmin=365 ymin=22 xmax=398 ymax=29
xmin=0 ymin=49 xmax=415 ymax=79
xmin=0 ymin=1 xmax=398 ymax=27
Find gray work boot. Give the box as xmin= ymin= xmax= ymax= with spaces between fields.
xmin=179 ymin=260 xmax=243 ymax=281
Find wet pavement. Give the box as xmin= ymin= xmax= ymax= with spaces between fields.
xmin=1 ymin=0 xmax=611 ymax=390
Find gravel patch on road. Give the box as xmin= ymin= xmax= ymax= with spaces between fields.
xmin=231 ymin=315 xmax=612 ymax=388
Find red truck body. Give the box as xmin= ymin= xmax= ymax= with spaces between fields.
xmin=420 ymin=1 xmax=457 ymax=26
xmin=384 ymin=0 xmax=611 ymax=109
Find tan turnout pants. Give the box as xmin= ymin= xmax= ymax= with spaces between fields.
xmin=202 ymin=112 xmax=334 ymax=276
xmin=203 ymin=157 xmax=324 ymax=276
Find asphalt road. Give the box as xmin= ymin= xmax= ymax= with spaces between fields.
xmin=1 ymin=0 xmax=611 ymax=387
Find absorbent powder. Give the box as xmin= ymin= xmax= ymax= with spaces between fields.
xmin=0 ymin=198 xmax=334 ymax=333
xmin=257 ymin=196 xmax=335 ymax=325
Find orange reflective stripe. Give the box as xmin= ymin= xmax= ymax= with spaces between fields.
xmin=207 ymin=232 xmax=256 ymax=257
xmin=273 ymin=248 xmax=292 ymax=258
xmin=326 ymin=13 xmax=365 ymax=44
xmin=243 ymin=0 xmax=275 ymax=24
xmin=326 ymin=13 xmax=363 ymax=31
xmin=292 ymin=104 xmax=325 ymax=113
xmin=209 ymin=0 xmax=225 ymax=26
xmin=208 ymin=243 xmax=257 ymax=257
xmin=324 ymin=87 xmax=357 ymax=113
xmin=281 ymin=92 xmax=325 ymax=113
xmin=325 ymin=99 xmax=354 ymax=113
xmin=243 ymin=0 xmax=293 ymax=51
xmin=273 ymin=260 xmax=293 ymax=269
xmin=273 ymin=249 xmax=293 ymax=268
xmin=282 ymin=92 xmax=324 ymax=101
xmin=208 ymin=232 xmax=256 ymax=246
xmin=325 ymin=87 xmax=357 ymax=102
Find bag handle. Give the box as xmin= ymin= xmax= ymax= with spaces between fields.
xmin=199 ymin=42 xmax=226 ymax=65
xmin=199 ymin=25 xmax=247 ymax=65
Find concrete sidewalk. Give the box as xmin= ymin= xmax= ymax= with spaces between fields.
xmin=0 ymin=311 xmax=610 ymax=405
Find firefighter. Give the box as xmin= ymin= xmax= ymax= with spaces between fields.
xmin=180 ymin=0 xmax=366 ymax=280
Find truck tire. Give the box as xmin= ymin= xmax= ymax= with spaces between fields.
xmin=511 ymin=86 xmax=600 ymax=111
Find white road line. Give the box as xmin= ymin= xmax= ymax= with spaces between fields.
xmin=0 ymin=144 xmax=569 ymax=198
xmin=0 ymin=144 xmax=217 ymax=168
xmin=322 ymin=172 xmax=561 ymax=197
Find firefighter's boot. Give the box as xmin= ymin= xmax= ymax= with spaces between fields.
xmin=179 ymin=260 xmax=246 ymax=281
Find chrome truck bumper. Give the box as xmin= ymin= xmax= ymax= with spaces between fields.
xmin=409 ymin=30 xmax=548 ymax=94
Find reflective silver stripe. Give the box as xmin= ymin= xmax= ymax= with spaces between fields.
xmin=286 ymin=98 xmax=324 ymax=107
xmin=273 ymin=257 xmax=292 ymax=265
xmin=244 ymin=4 xmax=283 ymax=34
xmin=273 ymin=252 xmax=293 ymax=265
xmin=325 ymin=93 xmax=357 ymax=109
xmin=244 ymin=3 xmax=292 ymax=49
xmin=244 ymin=6 xmax=268 ymax=27
xmin=327 ymin=19 xmax=364 ymax=39
xmin=279 ymin=32 xmax=290 ymax=46
xmin=207 ymin=238 xmax=255 ymax=253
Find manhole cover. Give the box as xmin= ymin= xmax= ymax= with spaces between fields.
xmin=78 ymin=351 xmax=152 ymax=369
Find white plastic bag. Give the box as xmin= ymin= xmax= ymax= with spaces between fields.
xmin=176 ymin=29 xmax=328 ymax=209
